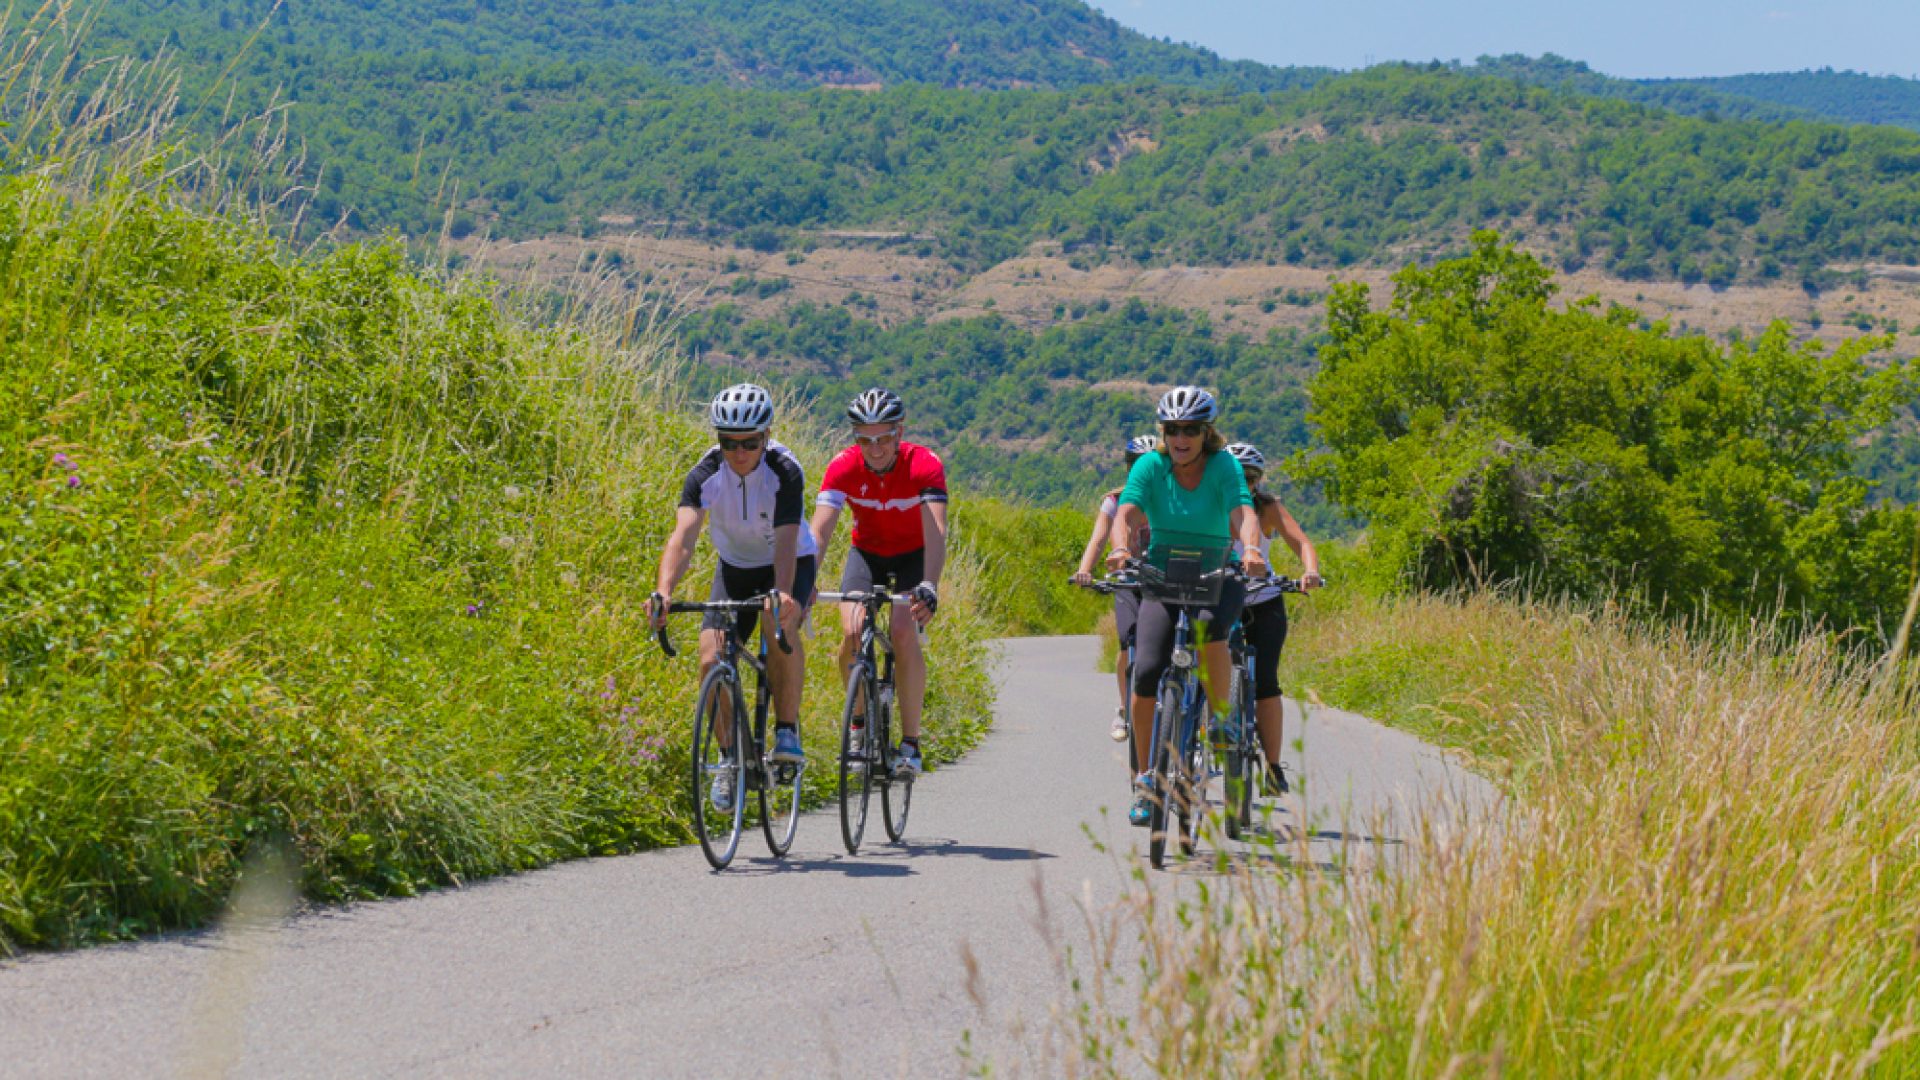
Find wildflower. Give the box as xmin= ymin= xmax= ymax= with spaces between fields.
xmin=52 ymin=453 xmax=72 ymax=468
xmin=66 ymin=475 xmax=81 ymax=489
xmin=464 ymin=603 xmax=482 ymax=617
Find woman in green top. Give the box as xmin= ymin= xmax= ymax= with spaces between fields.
xmin=1107 ymin=386 xmax=1269 ymax=827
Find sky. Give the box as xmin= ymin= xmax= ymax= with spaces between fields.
xmin=1085 ymin=1 xmax=1920 ymax=80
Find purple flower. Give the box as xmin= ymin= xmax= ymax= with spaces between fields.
xmin=464 ymin=603 xmax=481 ymax=617
xmin=66 ymin=475 xmax=81 ymax=489
xmin=52 ymin=453 xmax=72 ymax=468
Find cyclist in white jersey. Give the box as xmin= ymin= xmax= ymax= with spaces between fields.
xmin=650 ymin=385 xmax=817 ymax=811
xmin=1073 ymin=434 xmax=1160 ymax=741
xmin=1224 ymin=443 xmax=1323 ymax=793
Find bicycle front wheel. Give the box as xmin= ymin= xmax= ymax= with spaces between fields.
xmin=838 ymin=666 xmax=875 ymax=854
xmin=691 ymin=665 xmax=747 ymax=870
xmin=881 ymin=691 xmax=913 ymax=843
xmin=1224 ymin=674 xmax=1253 ymax=841
xmin=1148 ymin=678 xmax=1182 ymax=870
xmin=759 ymin=718 xmax=803 ymax=859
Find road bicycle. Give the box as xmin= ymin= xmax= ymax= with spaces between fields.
xmin=817 ymin=588 xmax=915 ymax=853
xmin=1221 ymin=574 xmax=1314 ymax=842
xmin=652 ymin=593 xmax=803 ymax=870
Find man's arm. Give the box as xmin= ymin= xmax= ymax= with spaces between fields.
xmin=809 ymin=501 xmax=842 ymax=558
xmin=652 ymin=506 xmax=704 ymax=626
xmin=920 ymin=500 xmax=949 ymax=587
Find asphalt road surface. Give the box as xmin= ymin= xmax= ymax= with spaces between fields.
xmin=0 ymin=636 xmax=1494 ymax=1078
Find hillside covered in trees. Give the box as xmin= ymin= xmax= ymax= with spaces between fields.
xmin=90 ymin=0 xmax=1320 ymax=91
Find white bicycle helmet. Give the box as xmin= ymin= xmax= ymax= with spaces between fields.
xmin=1225 ymin=443 xmax=1267 ymax=472
xmin=1156 ymin=386 xmax=1219 ymax=424
xmin=708 ymin=383 xmax=774 ymax=433
xmin=847 ymin=387 xmax=906 ymax=425
xmin=1124 ymin=434 xmax=1161 ymax=459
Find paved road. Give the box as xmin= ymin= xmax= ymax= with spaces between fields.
xmin=0 ymin=636 xmax=1493 ymax=1078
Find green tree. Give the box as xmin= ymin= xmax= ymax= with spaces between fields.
xmin=1303 ymin=232 xmax=1920 ymax=635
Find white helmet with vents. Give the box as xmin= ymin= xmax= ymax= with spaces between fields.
xmin=847 ymin=387 xmax=906 ymax=425
xmin=1225 ymin=443 xmax=1267 ymax=472
xmin=1156 ymin=386 xmax=1219 ymax=424
xmin=709 ymin=383 xmax=774 ymax=433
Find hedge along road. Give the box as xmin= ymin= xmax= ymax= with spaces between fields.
xmin=0 ymin=636 xmax=1494 ymax=1078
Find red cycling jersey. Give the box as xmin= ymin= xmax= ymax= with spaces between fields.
xmin=817 ymin=442 xmax=949 ymax=557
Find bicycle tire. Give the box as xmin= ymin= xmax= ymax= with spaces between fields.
xmin=879 ymin=688 xmax=913 ymax=843
xmin=691 ymin=664 xmax=747 ymax=870
xmin=1179 ymin=731 xmax=1201 ymax=859
xmin=758 ymin=696 xmax=803 ymax=858
xmin=1148 ymin=677 xmax=1182 ymax=870
xmin=1229 ymin=667 xmax=1261 ymax=840
xmin=838 ymin=665 xmax=874 ymax=854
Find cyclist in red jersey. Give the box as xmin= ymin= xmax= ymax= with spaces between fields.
xmin=809 ymin=388 xmax=949 ymax=777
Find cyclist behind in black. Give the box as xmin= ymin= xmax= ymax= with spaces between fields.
xmin=1107 ymin=387 xmax=1269 ymax=827
xmin=649 ymin=384 xmax=816 ymax=812
xmin=1223 ymin=443 xmax=1324 ymax=795
xmin=1072 ymin=434 xmax=1160 ymax=743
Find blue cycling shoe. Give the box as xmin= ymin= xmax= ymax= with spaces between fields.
xmin=771 ymin=726 xmax=804 ymax=763
xmin=1128 ymin=774 xmax=1156 ymax=827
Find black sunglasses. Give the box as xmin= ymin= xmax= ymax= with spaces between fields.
xmin=718 ymin=434 xmax=765 ymax=452
xmin=1161 ymin=422 xmax=1209 ymax=438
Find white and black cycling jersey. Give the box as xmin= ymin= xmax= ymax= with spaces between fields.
xmin=678 ymin=440 xmax=820 ymax=569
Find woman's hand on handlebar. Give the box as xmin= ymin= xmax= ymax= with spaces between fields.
xmin=1301 ymin=572 xmax=1325 ymax=591
xmin=648 ymin=591 xmax=669 ymax=630
xmin=1070 ymin=568 xmax=1094 ymax=587
xmin=1105 ymin=546 xmax=1133 ymax=573
xmin=1243 ymin=549 xmax=1271 ymax=580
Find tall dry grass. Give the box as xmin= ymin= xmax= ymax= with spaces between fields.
xmin=1067 ymin=588 xmax=1920 ymax=1076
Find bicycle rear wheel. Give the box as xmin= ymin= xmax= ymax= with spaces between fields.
xmin=691 ymin=665 xmax=747 ymax=870
xmin=880 ymin=690 xmax=912 ymax=843
xmin=838 ymin=666 xmax=874 ymax=854
xmin=1148 ymin=679 xmax=1182 ymax=870
xmin=759 ymin=716 xmax=803 ymax=859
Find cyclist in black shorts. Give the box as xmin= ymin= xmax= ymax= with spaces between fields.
xmin=809 ymin=388 xmax=949 ymax=777
xmin=1223 ymin=443 xmax=1324 ymax=794
xmin=1073 ymin=434 xmax=1160 ymax=742
xmin=650 ymin=384 xmax=816 ymax=811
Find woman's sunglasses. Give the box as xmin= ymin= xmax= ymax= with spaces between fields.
xmin=1161 ymin=422 xmax=1208 ymax=438
xmin=718 ymin=434 xmax=765 ymax=452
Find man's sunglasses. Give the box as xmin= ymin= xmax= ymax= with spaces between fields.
xmin=854 ymin=429 xmax=900 ymax=447
xmin=1161 ymin=422 xmax=1209 ymax=438
xmin=718 ymin=434 xmax=765 ymax=452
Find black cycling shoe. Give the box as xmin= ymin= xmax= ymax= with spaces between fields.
xmin=1266 ymin=761 xmax=1290 ymax=795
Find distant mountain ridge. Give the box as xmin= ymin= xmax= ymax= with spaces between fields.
xmin=96 ymin=0 xmax=1327 ymax=91
xmin=1474 ymin=54 xmax=1920 ymax=131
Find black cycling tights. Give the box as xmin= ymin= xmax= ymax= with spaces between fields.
xmin=1241 ymin=596 xmax=1289 ymax=700
xmin=1130 ymin=580 xmax=1247 ymax=700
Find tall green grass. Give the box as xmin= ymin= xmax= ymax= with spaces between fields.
xmin=0 ymin=13 xmax=1083 ymax=952
xmin=1067 ymin=587 xmax=1920 ymax=1076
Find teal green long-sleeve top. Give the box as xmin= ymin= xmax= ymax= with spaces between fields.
xmin=1118 ymin=449 xmax=1251 ymax=544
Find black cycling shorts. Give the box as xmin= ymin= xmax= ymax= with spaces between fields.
xmin=1113 ymin=589 xmax=1142 ymax=650
xmin=838 ymin=547 xmax=926 ymax=596
xmin=704 ymin=556 xmax=818 ymax=642
xmin=1240 ymin=595 xmax=1289 ymax=700
xmin=1130 ymin=580 xmax=1247 ymax=699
